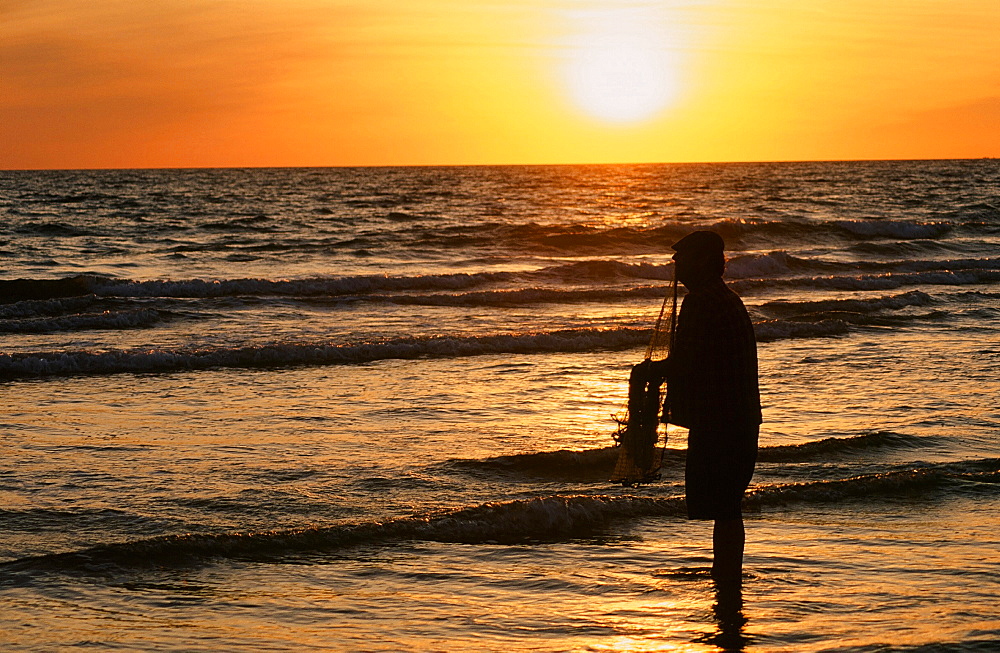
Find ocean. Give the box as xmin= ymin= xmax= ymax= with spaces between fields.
xmin=1 ymin=160 xmax=998 ymax=652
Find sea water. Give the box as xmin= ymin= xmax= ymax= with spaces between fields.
xmin=1 ymin=161 xmax=998 ymax=651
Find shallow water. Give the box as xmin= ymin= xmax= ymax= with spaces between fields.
xmin=1 ymin=161 xmax=999 ymax=651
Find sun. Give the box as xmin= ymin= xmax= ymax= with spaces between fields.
xmin=561 ymin=9 xmax=680 ymax=124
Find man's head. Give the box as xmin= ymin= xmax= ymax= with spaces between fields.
xmin=671 ymin=230 xmax=725 ymax=289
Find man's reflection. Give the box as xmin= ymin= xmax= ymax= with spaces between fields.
xmin=695 ymin=582 xmax=751 ymax=651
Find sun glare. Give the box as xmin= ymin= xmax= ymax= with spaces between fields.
xmin=562 ymin=9 xmax=680 ymax=124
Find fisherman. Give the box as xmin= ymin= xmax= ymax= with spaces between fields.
xmin=640 ymin=230 xmax=761 ymax=587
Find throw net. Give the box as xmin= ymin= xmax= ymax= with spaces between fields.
xmin=609 ymin=274 xmax=679 ymax=485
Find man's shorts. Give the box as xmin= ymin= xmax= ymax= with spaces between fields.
xmin=685 ymin=424 xmax=759 ymax=520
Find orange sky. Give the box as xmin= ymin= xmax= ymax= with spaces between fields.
xmin=3 ymin=0 xmax=999 ymax=169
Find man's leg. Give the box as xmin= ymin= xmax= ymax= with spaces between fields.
xmin=712 ymin=517 xmax=745 ymax=585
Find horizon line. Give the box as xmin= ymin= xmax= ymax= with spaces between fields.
xmin=3 ymin=156 xmax=998 ymax=174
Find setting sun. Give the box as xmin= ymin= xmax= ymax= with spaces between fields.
xmin=1 ymin=1 xmax=998 ymax=168
xmin=562 ymin=8 xmax=681 ymax=124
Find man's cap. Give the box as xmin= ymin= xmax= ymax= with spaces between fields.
xmin=671 ymin=230 xmax=725 ymax=255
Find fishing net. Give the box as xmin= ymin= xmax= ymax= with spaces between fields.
xmin=610 ymin=275 xmax=678 ymax=486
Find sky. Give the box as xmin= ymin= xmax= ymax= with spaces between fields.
xmin=2 ymin=0 xmax=999 ymax=169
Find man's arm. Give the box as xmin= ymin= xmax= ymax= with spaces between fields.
xmin=631 ymin=358 xmax=675 ymax=385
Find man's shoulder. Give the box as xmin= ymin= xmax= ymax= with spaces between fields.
xmin=687 ymin=280 xmax=745 ymax=307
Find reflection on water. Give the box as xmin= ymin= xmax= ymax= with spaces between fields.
xmin=700 ymin=583 xmax=751 ymax=652
xmin=2 ymin=162 xmax=999 ymax=650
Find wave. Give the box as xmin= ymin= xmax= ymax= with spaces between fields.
xmin=725 ymin=251 xmax=802 ymax=278
xmin=0 ymin=295 xmax=102 ymax=319
xmin=753 ymin=318 xmax=849 ymax=341
xmin=0 ymin=507 xmax=165 ymax=532
xmin=0 ymin=272 xmax=527 ymax=303
xmin=535 ymin=259 xmax=676 ymax=281
xmin=447 ymin=432 xmax=937 ymax=481
xmin=5 ymin=249 xmax=996 ymax=309
xmin=943 ymin=290 xmax=1000 ymax=302
xmin=410 ymin=217 xmax=969 ymax=254
xmin=8 ymin=266 xmax=668 ymax=305
xmin=542 ymin=252 xmax=1000 ymax=283
xmin=756 ymin=431 xmax=935 ymax=462
xmin=0 ymin=308 xmax=164 ymax=333
xmin=0 ymin=494 xmax=686 ymax=574
xmin=865 ymin=256 xmax=1000 ymax=274
xmin=759 ymin=291 xmax=933 ymax=318
xmin=446 ymin=447 xmax=630 ymax=481
xmin=745 ymin=460 xmax=1000 ymax=508
xmin=198 ymin=215 xmax=279 ymax=232
xmin=711 ymin=217 xmax=961 ymax=243
xmin=13 ymin=220 xmax=92 ymax=236
xmin=0 ymin=327 xmax=651 ymax=379
xmin=829 ymin=219 xmax=954 ymax=239
xmin=754 ymin=290 xmax=948 ymax=331
xmin=0 ymin=313 xmax=867 ymax=379
xmin=5 ymin=459 xmax=996 ymax=574
xmin=426 ymin=221 xmax=689 ymax=254
xmin=356 ymin=280 xmax=941 ymax=313
xmin=728 ymin=252 xmax=1000 ymax=280
xmin=0 ymin=276 xmax=97 ymax=303
xmin=732 ymin=269 xmax=1000 ymax=294
xmin=369 ymin=285 xmax=672 ymax=307
xmin=89 ymin=272 xmax=519 ymax=298
xmin=92 ymin=265 xmax=677 ymax=308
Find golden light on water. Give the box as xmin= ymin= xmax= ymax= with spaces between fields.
xmin=561 ymin=7 xmax=681 ymax=124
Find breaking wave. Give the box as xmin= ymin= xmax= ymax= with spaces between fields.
xmin=732 ymin=268 xmax=1000 ymax=294
xmin=90 ymin=272 xmax=518 ymax=298
xmin=447 ymin=432 xmax=939 ymax=482
xmin=0 ymin=295 xmax=102 ymax=319
xmin=0 ymin=328 xmax=651 ymax=379
xmin=727 ymin=253 xmax=1000 ymax=280
xmin=829 ymin=219 xmax=953 ymax=239
xmin=0 ymin=308 xmax=164 ymax=333
xmin=3 ymin=251 xmax=997 ymax=312
xmin=0 ymin=276 xmax=97 ymax=303
xmin=446 ymin=447 xmax=627 ymax=481
xmin=745 ymin=461 xmax=1000 ymax=508
xmin=0 ymin=314 xmax=870 ymax=380
xmin=756 ymin=431 xmax=936 ymax=462
xmin=403 ymin=217 xmax=968 ymax=253
xmin=367 ymin=285 xmax=672 ymax=307
xmin=711 ymin=217 xmax=959 ymax=243
xmin=0 ymin=494 xmax=685 ymax=574
xmin=754 ymin=318 xmax=850 ymax=341
xmin=758 ymin=290 xmax=933 ymax=317
xmin=5 ymin=458 xmax=996 ymax=574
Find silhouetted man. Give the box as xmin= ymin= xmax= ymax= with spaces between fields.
xmin=648 ymin=230 xmax=761 ymax=587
